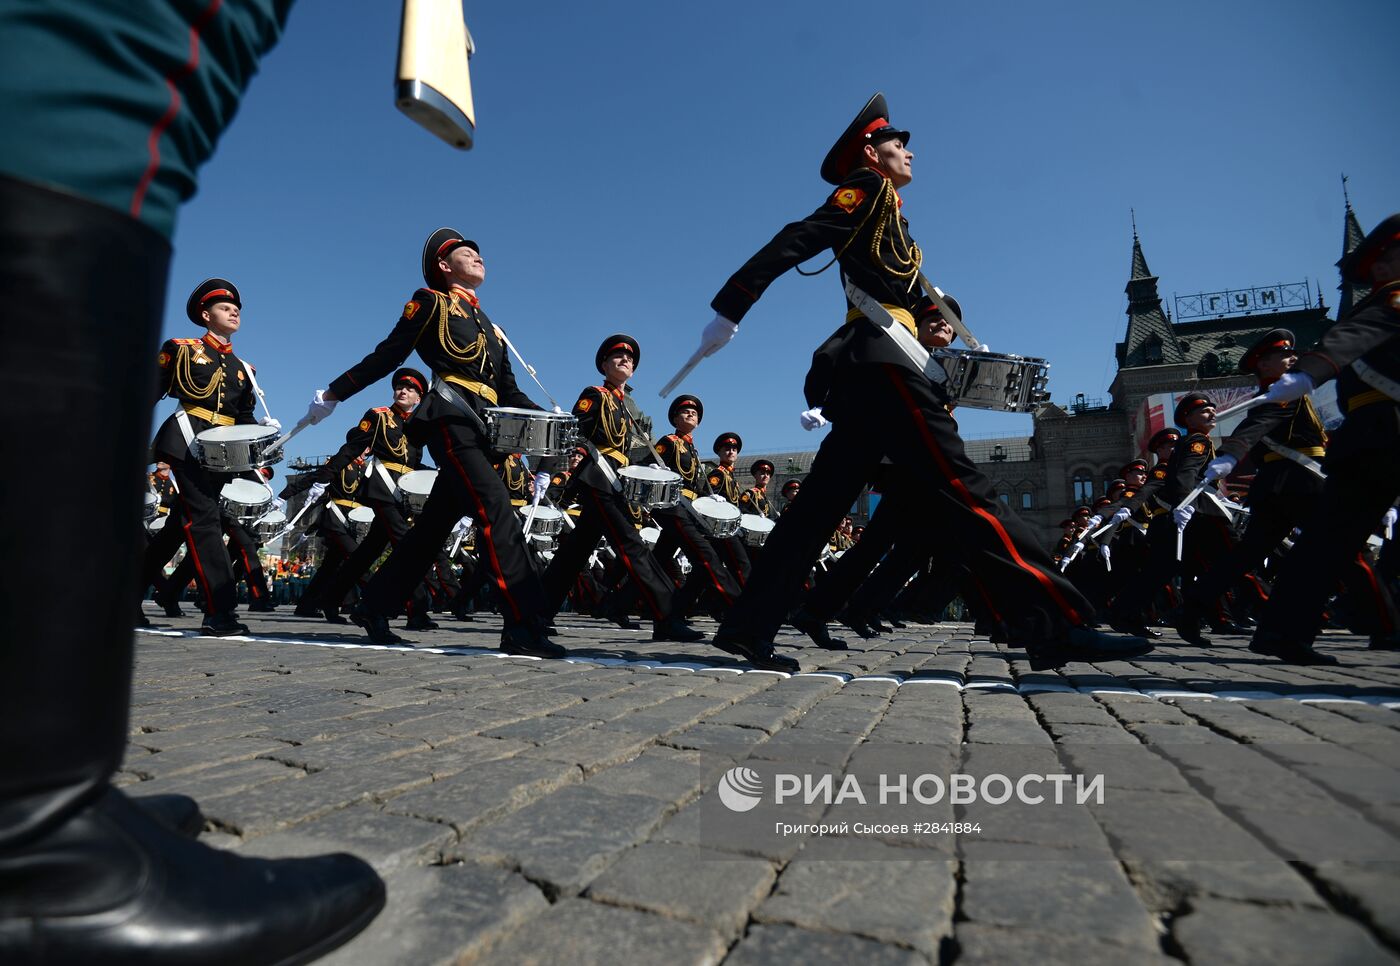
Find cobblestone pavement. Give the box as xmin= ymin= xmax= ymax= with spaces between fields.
xmin=123 ymin=604 xmax=1400 ymax=964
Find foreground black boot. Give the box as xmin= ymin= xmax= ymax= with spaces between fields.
xmin=1172 ymin=598 xmax=1211 ymax=646
xmin=152 ymin=588 xmax=184 ymax=619
xmin=0 ymin=788 xmax=384 ymax=964
xmin=1026 ymin=625 xmax=1152 ymax=671
xmin=837 ymin=608 xmax=882 ymax=639
xmin=711 ymin=631 xmax=800 ymax=672
xmin=292 ymin=601 xmax=322 ymax=619
xmin=320 ymin=606 xmax=350 ymax=626
xmin=199 ymin=612 xmax=249 ymax=638
xmin=500 ymin=623 xmax=566 ymax=659
xmin=348 ymin=602 xmax=411 ymax=646
xmin=652 ymin=616 xmax=705 ymax=643
xmin=403 ymin=612 xmax=439 ymax=632
xmin=789 ymin=608 xmax=848 ymax=650
xmin=247 ymin=597 xmax=276 ymax=613
xmin=132 ymin=794 xmax=202 ymax=838
xmin=1249 ymin=630 xmax=1338 ymax=665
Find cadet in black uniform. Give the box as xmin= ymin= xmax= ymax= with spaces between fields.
xmin=1249 ymin=213 xmax=1400 ymax=661
xmin=539 ymin=335 xmax=703 ymax=643
xmin=143 ymin=279 xmax=276 ymax=636
xmin=284 ymin=450 xmax=370 ymax=619
xmin=650 ymin=394 xmax=744 ymax=618
xmin=305 ymin=230 xmax=560 ymax=657
xmin=738 ymin=459 xmax=775 ymax=519
xmin=706 ymin=432 xmax=752 ymax=582
xmin=308 ymin=368 xmax=433 ymax=626
xmin=1107 ymin=394 xmax=1218 ymax=636
xmin=691 ymin=94 xmax=1144 ymax=669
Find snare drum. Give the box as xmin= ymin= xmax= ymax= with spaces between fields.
xmin=519 ymin=504 xmax=565 ymax=537
xmin=195 ymin=424 xmax=284 ymax=472
xmin=147 ymin=515 xmax=168 ymax=535
xmin=617 ymin=465 xmax=682 ymax=509
xmin=933 ymin=348 xmax=1050 ymax=413
xmin=143 ymin=491 xmax=159 ymax=523
xmin=395 ymin=469 xmax=438 ymax=514
xmin=639 ymin=526 xmax=661 ymax=548
xmin=739 ymin=513 xmax=776 ymax=547
xmin=219 ymin=478 xmax=274 ymax=523
xmin=690 ymin=496 xmax=741 ymax=538
xmin=251 ymin=509 xmax=287 ymax=542
xmin=347 ymin=505 xmax=376 ymax=539
xmin=484 ymin=407 xmax=578 ymax=457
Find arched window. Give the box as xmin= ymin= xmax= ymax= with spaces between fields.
xmin=1072 ymin=475 xmax=1093 ymax=503
xmin=1021 ymin=491 xmax=1033 ymax=509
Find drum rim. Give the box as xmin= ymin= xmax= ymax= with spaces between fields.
xmin=196 ymin=424 xmax=279 ymax=440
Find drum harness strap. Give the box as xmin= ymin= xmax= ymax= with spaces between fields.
xmin=1352 ymin=359 xmax=1400 ymax=404
xmin=843 ymin=278 xmax=947 ymax=386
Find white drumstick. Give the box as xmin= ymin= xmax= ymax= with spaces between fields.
xmin=658 ymin=347 xmax=707 ymax=399
xmin=265 ymin=416 xmax=311 ymax=457
xmin=1213 ymin=394 xmax=1270 ymax=422
xmin=1174 ymin=483 xmax=1207 ymax=560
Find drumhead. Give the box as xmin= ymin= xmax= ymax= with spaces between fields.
xmin=486 ymin=406 xmax=546 ymax=418
xmin=221 ymin=478 xmax=272 ymax=505
xmin=348 ymin=506 xmax=376 ymax=524
xmin=397 ymin=469 xmax=438 ymax=496
xmin=639 ymin=526 xmax=661 ymax=547
xmin=740 ymin=513 xmax=775 ymax=534
xmin=148 ymin=516 xmax=167 ymax=532
xmin=197 ymin=424 xmax=278 ymax=443
xmin=519 ymin=505 xmax=564 ymax=522
xmin=254 ymin=510 xmax=287 ymax=527
xmin=619 ymin=465 xmax=682 ymax=483
xmin=692 ymin=497 xmax=740 ymax=521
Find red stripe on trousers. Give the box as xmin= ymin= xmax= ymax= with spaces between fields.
xmin=130 ymin=0 xmax=224 ymax=218
xmin=176 ymin=490 xmax=216 ymax=614
xmin=885 ymin=365 xmax=1083 ymax=625
xmin=1354 ymin=552 xmax=1395 ymax=634
xmin=439 ymin=423 xmax=524 ymax=622
xmin=673 ymin=521 xmax=734 ymax=604
xmin=587 ymin=487 xmax=664 ymax=620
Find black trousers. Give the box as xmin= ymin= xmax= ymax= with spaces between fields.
xmin=321 ymin=497 xmax=430 ymax=616
xmin=298 ymin=509 xmax=364 ymax=608
xmin=541 ymin=483 xmax=676 ymax=621
xmin=226 ymin=520 xmax=269 ymax=602
xmin=805 ymin=484 xmax=903 ymax=621
xmin=363 ymin=420 xmax=548 ymax=631
xmin=652 ymin=505 xmax=743 ymax=615
xmin=1189 ymin=466 xmax=1391 ymax=629
xmin=1257 ymin=415 xmax=1400 ymax=644
xmin=720 ymin=363 xmax=1092 ymax=644
xmin=0 ymin=174 xmax=170 ymax=847
xmin=158 ymin=459 xmax=238 ymax=615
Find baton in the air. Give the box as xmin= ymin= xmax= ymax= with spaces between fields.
xmin=658 ymin=346 xmax=707 ymax=399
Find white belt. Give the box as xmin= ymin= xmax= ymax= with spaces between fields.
xmin=1260 ymin=438 xmax=1326 ymax=478
xmin=173 ymin=409 xmax=196 ymax=458
xmin=328 ymin=504 xmax=347 ymax=525
xmin=372 ymin=458 xmax=397 ymax=493
xmin=843 ymin=278 xmax=947 ymax=385
xmin=1352 ymin=359 xmax=1400 ymax=402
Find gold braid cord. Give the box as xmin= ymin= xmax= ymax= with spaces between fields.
xmin=376 ymin=412 xmax=409 ymax=462
xmin=173 ymin=344 xmax=223 ymax=400
xmin=599 ymin=395 xmax=628 ymax=451
xmin=868 ymin=178 xmax=922 ymax=281
xmin=439 ymin=295 xmax=486 ymax=365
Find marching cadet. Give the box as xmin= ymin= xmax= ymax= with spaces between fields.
xmin=1248 ymin=213 xmax=1400 ymax=661
xmin=779 ymin=478 xmax=803 ymax=513
xmin=1107 ymin=393 xmax=1218 ymax=637
xmin=738 ymin=458 xmax=776 ymax=519
xmin=538 ymin=334 xmax=704 ymax=643
xmin=649 ymin=393 xmax=744 ymax=618
xmin=306 ymin=367 xmax=435 ymax=628
xmin=304 ymin=229 xmax=562 ymax=657
xmin=496 ymin=452 xmax=531 ymax=506
xmin=141 ymin=278 xmax=279 ymax=636
xmin=706 ymin=432 xmax=752 ymax=582
xmin=149 ymin=462 xmax=177 ymax=517
xmin=683 ymin=91 xmax=1147 ymax=670
xmin=282 ymin=450 xmax=370 ymax=621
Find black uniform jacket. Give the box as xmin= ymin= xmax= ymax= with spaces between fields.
xmin=706 ymin=464 xmax=743 ymax=505
xmin=152 ymin=333 xmax=257 ymax=460
xmin=738 ymin=486 xmax=774 ymax=519
xmin=1218 ymin=392 xmax=1328 ymax=499
xmin=327 ymin=288 xmax=540 ymax=449
xmin=328 ymin=407 xmax=423 ymax=504
xmin=653 ymin=433 xmax=712 ymax=500
xmin=709 ymin=166 xmax=931 ymax=417
xmin=1296 ymin=282 xmax=1400 ymax=460
xmin=1161 ymin=433 xmax=1214 ymax=508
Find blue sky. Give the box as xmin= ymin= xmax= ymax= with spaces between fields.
xmin=159 ymin=0 xmax=1399 ymax=468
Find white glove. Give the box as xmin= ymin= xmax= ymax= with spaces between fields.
xmin=552 ymin=405 xmax=565 ymax=415
xmin=800 ymin=407 xmax=828 ymax=431
xmin=1084 ymin=515 xmax=1103 ymax=531
xmin=1068 ymin=540 xmax=1085 ymax=559
xmin=972 ymin=343 xmax=991 ymax=353
xmin=1204 ymin=455 xmax=1237 ymax=483
xmin=272 ymin=497 xmax=287 ymax=512
xmin=1173 ymin=505 xmax=1196 ymax=530
xmin=1099 ymin=545 xmax=1111 ymax=563
xmin=710 ymin=494 xmax=727 ymax=503
xmin=452 ymin=517 xmax=473 ymax=538
xmin=1110 ymin=507 xmax=1131 ymax=525
xmin=533 ymin=471 xmax=551 ymax=500
xmin=306 ymin=482 xmax=328 ymax=503
xmin=259 ymin=415 xmax=283 ymax=432
xmin=1262 ymin=371 xmax=1315 ymax=404
xmin=305 ymin=388 xmax=338 ymax=425
xmin=1058 ymin=556 xmax=1071 ymax=573
xmin=699 ymin=314 xmax=739 ymax=357
xmin=1382 ymin=507 xmax=1397 ymax=540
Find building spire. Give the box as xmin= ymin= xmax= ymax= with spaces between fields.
xmin=1339 ymin=175 xmax=1370 ymax=315
xmin=1117 ymin=220 xmax=1182 ymax=368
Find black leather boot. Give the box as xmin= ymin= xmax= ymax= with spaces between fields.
xmin=132 ymin=793 xmax=202 ymax=838
xmin=789 ymin=608 xmax=848 ymax=650
xmin=349 ymin=602 xmax=411 ymax=645
xmin=0 ymin=788 xmax=384 ymax=963
xmin=652 ymin=616 xmax=705 ymax=643
xmin=500 ymin=623 xmax=566 ymax=659
xmin=1249 ymin=630 xmax=1338 ymax=665
xmin=199 ymin=612 xmax=249 ymax=638
xmin=711 ymin=631 xmax=800 ymax=673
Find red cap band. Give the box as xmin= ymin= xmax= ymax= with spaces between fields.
xmin=435 ymin=238 xmax=464 ymax=258
xmin=837 ymin=116 xmax=891 ymax=177
xmin=202 ymin=288 xmax=234 ymax=304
